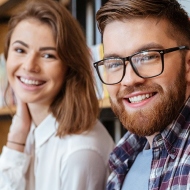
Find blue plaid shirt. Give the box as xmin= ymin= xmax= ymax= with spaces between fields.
xmin=107 ymin=98 xmax=190 ymax=190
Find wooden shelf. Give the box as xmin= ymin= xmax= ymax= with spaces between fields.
xmin=99 ymin=97 xmax=110 ymax=108
xmin=0 ymin=106 xmax=16 ymax=116
xmin=0 ymin=98 xmax=111 ymax=116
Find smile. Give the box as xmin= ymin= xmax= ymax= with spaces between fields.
xmin=129 ymin=93 xmax=153 ymax=103
xmin=20 ymin=77 xmax=44 ymax=86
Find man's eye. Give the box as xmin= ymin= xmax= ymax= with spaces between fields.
xmin=142 ymin=54 xmax=158 ymax=61
xmin=104 ymin=60 xmax=123 ymax=71
xmin=133 ymin=53 xmax=159 ymax=64
xmin=108 ymin=62 xmax=122 ymax=69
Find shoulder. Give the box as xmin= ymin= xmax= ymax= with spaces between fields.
xmin=57 ymin=120 xmax=115 ymax=164
xmin=69 ymin=120 xmax=114 ymax=151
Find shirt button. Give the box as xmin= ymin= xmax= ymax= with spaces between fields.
xmin=171 ymin=149 xmax=176 ymax=153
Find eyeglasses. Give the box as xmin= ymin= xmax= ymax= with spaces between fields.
xmin=93 ymin=46 xmax=189 ymax=85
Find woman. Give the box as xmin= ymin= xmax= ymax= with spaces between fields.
xmin=0 ymin=0 xmax=115 ymax=189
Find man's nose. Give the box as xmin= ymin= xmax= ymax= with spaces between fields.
xmin=120 ymin=62 xmax=145 ymax=86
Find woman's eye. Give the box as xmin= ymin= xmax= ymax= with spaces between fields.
xmin=43 ymin=53 xmax=56 ymax=59
xmin=15 ymin=48 xmax=24 ymax=53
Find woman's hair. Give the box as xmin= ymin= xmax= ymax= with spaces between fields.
xmin=96 ymin=0 xmax=190 ymax=46
xmin=4 ymin=0 xmax=99 ymax=137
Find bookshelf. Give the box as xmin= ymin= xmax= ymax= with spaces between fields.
xmin=99 ymin=97 xmax=110 ymax=108
xmin=0 ymin=98 xmax=110 ymax=116
xmin=0 ymin=106 xmax=16 ymax=115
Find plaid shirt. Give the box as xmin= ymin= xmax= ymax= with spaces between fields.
xmin=107 ymin=98 xmax=190 ymax=190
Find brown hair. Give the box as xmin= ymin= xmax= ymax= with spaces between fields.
xmin=96 ymin=0 xmax=190 ymax=46
xmin=4 ymin=0 xmax=99 ymax=137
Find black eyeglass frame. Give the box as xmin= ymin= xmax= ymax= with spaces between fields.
xmin=93 ymin=45 xmax=189 ymax=85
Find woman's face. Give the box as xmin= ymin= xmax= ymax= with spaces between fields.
xmin=6 ymin=18 xmax=67 ymax=107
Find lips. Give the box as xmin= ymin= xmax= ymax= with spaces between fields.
xmin=19 ymin=77 xmax=45 ymax=86
xmin=128 ymin=93 xmax=154 ymax=103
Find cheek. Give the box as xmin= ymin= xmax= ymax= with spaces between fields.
xmin=52 ymin=67 xmax=66 ymax=89
xmin=6 ymin=58 xmax=16 ymax=80
xmin=185 ymin=58 xmax=190 ymax=84
xmin=158 ymin=64 xmax=181 ymax=90
xmin=106 ymin=85 xmax=119 ymax=99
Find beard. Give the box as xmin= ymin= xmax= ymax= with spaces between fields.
xmin=110 ymin=61 xmax=187 ymax=137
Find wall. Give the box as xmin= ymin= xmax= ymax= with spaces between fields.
xmin=179 ymin=0 xmax=190 ymax=16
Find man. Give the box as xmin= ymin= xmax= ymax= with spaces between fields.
xmin=93 ymin=0 xmax=190 ymax=189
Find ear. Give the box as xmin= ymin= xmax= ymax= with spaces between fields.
xmin=185 ymin=50 xmax=190 ymax=83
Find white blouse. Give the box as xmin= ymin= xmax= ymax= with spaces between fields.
xmin=0 ymin=114 xmax=115 ymax=190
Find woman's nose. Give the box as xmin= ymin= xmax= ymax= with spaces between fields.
xmin=22 ymin=54 xmax=40 ymax=73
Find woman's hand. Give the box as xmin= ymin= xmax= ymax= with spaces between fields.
xmin=7 ymin=96 xmax=31 ymax=152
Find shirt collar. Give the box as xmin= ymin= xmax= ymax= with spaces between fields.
xmin=109 ymin=97 xmax=190 ymax=171
xmin=108 ymin=97 xmax=190 ymax=189
xmin=109 ymin=132 xmax=147 ymax=178
xmin=155 ymin=97 xmax=190 ymax=159
xmin=33 ymin=114 xmax=58 ymax=148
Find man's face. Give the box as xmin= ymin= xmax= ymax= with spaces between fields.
xmin=103 ymin=18 xmax=189 ymax=137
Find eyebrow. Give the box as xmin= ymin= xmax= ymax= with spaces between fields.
xmin=39 ymin=47 xmax=56 ymax=51
xmin=12 ymin=40 xmax=56 ymax=51
xmin=12 ymin=40 xmax=28 ymax=48
xmin=104 ymin=42 xmax=164 ymax=58
xmin=135 ymin=43 xmax=164 ymax=53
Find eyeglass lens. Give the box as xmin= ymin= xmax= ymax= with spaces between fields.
xmin=97 ymin=51 xmax=163 ymax=84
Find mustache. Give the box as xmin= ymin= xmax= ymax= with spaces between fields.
xmin=116 ymin=83 xmax=163 ymax=98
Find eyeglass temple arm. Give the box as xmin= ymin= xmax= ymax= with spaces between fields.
xmin=164 ymin=46 xmax=189 ymax=54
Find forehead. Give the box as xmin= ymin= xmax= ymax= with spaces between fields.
xmin=12 ymin=18 xmax=51 ymax=33
xmin=103 ymin=18 xmax=177 ymax=57
xmin=10 ymin=19 xmax=55 ymax=44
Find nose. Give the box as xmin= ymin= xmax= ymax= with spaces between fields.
xmin=120 ymin=62 xmax=145 ymax=86
xmin=22 ymin=53 xmax=40 ymax=73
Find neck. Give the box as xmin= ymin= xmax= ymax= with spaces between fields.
xmin=28 ymin=103 xmax=50 ymax=126
xmin=146 ymin=132 xmax=159 ymax=149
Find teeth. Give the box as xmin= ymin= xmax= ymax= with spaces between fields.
xmin=20 ymin=77 xmax=41 ymax=85
xmin=129 ymin=93 xmax=152 ymax=103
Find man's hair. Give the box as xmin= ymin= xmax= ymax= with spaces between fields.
xmin=96 ymin=0 xmax=190 ymax=45
xmin=5 ymin=0 xmax=99 ymax=137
